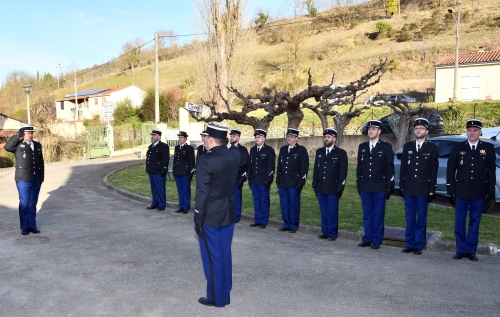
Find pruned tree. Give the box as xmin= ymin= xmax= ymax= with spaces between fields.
xmin=284 ymin=23 xmax=311 ymax=77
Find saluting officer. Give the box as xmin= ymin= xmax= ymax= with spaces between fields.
xmin=4 ymin=124 xmax=44 ymax=235
xmin=194 ymin=124 xmax=239 ymax=308
xmin=399 ymin=118 xmax=439 ymax=255
xmin=312 ymin=128 xmax=348 ymax=241
xmin=145 ymin=130 xmax=170 ymax=211
xmin=447 ymin=119 xmax=495 ymax=261
xmin=356 ymin=120 xmax=395 ymax=249
xmin=229 ymin=129 xmax=249 ymax=223
xmin=247 ymin=129 xmax=276 ymax=229
xmin=173 ymin=131 xmax=195 ymax=214
xmin=276 ymin=128 xmax=309 ymax=233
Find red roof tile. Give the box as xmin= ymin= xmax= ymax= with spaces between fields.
xmin=436 ymin=50 xmax=500 ymax=66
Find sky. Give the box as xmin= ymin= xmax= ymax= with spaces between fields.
xmin=0 ymin=0 xmax=307 ymax=85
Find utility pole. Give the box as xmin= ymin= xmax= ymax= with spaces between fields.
xmin=450 ymin=1 xmax=462 ymax=103
xmin=155 ymin=32 xmax=159 ymax=124
xmin=74 ymin=73 xmax=78 ymax=121
xmin=57 ymin=64 xmax=63 ymax=90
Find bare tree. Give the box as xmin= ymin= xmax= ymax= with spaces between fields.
xmin=287 ymin=0 xmax=305 ymax=18
xmin=284 ymin=23 xmax=310 ymax=77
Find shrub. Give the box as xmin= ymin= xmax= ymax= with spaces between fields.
xmin=376 ymin=21 xmax=391 ymax=33
xmin=114 ymin=98 xmax=137 ymax=125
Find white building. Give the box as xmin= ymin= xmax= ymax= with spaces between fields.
xmin=434 ymin=49 xmax=500 ymax=103
xmin=55 ymin=85 xmax=146 ymax=121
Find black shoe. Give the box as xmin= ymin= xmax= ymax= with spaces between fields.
xmin=198 ymin=297 xmax=213 ymax=306
xmin=467 ymin=253 xmax=478 ymax=261
xmin=453 ymin=252 xmax=465 ymax=260
xmin=289 ymin=230 xmax=297 ymax=233
xmin=327 ymin=237 xmax=336 ymax=241
xmin=259 ymin=225 xmax=266 ymax=229
xmin=413 ymin=249 xmax=422 ymax=255
xmin=317 ymin=234 xmax=327 ymax=239
xmin=157 ymin=207 xmax=166 ymax=211
xmin=278 ymin=227 xmax=289 ymax=232
xmin=21 ymin=230 xmax=29 ymax=236
xmin=358 ymin=242 xmax=371 ymax=247
xmin=29 ymin=228 xmax=41 ymax=234
xmin=146 ymin=206 xmax=158 ymax=210
xmin=234 ymin=220 xmax=240 ymax=223
xmin=182 ymin=209 xmax=189 ymax=214
xmin=402 ymin=247 xmax=414 ymax=253
xmin=174 ymin=208 xmax=183 ymax=213
xmin=249 ymin=223 xmax=260 ymax=227
xmin=371 ymin=243 xmax=381 ymax=249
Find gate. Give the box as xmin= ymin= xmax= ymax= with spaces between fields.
xmin=87 ymin=126 xmax=110 ymax=158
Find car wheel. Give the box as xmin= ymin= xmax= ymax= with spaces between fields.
xmin=482 ymin=195 xmax=495 ymax=214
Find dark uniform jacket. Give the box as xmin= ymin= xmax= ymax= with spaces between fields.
xmin=312 ymin=146 xmax=348 ymax=195
xmin=4 ymin=135 xmax=44 ymax=182
xmin=400 ymin=140 xmax=439 ymax=197
xmin=194 ymin=145 xmax=239 ymax=227
xmin=235 ymin=144 xmax=249 ymax=182
xmin=247 ymin=144 xmax=275 ymax=185
xmin=196 ymin=144 xmax=207 ymax=162
xmin=356 ymin=139 xmax=395 ymax=192
xmin=447 ymin=140 xmax=496 ymax=199
xmin=277 ymin=144 xmax=309 ymax=188
xmin=145 ymin=141 xmax=170 ymax=174
xmin=173 ymin=143 xmax=195 ymax=176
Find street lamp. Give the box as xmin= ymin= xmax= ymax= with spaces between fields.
xmin=448 ymin=2 xmax=461 ymax=103
xmin=22 ymin=85 xmax=32 ymax=124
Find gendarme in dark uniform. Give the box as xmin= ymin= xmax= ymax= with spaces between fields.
xmin=399 ymin=118 xmax=439 ymax=255
xmin=196 ymin=130 xmax=208 ymax=164
xmin=173 ymin=131 xmax=195 ymax=214
xmin=4 ymin=124 xmax=44 ymax=235
xmin=247 ymin=129 xmax=275 ymax=228
xmin=145 ymin=129 xmax=170 ymax=211
xmin=194 ymin=124 xmax=239 ymax=308
xmin=229 ymin=129 xmax=249 ymax=223
xmin=447 ymin=119 xmax=496 ymax=261
xmin=312 ymin=128 xmax=348 ymax=241
xmin=276 ymin=128 xmax=309 ymax=233
xmin=356 ymin=120 xmax=394 ymax=249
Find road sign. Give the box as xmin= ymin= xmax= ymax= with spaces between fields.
xmin=103 ymin=101 xmax=115 ymax=117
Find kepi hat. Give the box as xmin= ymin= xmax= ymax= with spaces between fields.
xmin=206 ymin=124 xmax=228 ymax=139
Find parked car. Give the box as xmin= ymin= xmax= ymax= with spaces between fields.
xmin=460 ymin=127 xmax=500 ymax=140
xmin=393 ymin=135 xmax=500 ymax=213
xmin=362 ymin=113 xmax=445 ymax=135
xmin=386 ymin=94 xmax=417 ymax=104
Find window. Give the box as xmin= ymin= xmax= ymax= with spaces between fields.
xmin=438 ymin=141 xmax=455 ymax=158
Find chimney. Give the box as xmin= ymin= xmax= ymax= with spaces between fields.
xmin=478 ymin=46 xmax=485 ymax=52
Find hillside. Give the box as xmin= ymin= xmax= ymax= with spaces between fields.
xmin=1 ymin=0 xmax=499 ymax=127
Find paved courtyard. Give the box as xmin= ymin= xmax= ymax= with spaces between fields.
xmin=1 ymin=156 xmax=499 ymax=317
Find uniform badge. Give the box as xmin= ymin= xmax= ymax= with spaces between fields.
xmin=460 ymin=160 xmax=463 ymax=165
xmin=408 ymin=151 xmax=413 ymax=155
xmin=23 ymin=153 xmax=26 ymax=158
xmin=460 ymin=151 xmax=466 ymax=156
xmin=408 ymin=160 xmax=410 ymax=165
xmin=480 ymin=149 xmax=486 ymax=155
xmin=362 ymin=149 xmax=366 ymax=152
xmin=361 ymin=156 xmax=364 ymax=161
xmin=318 ymin=154 xmax=322 ymax=158
xmin=20 ymin=144 xmax=25 ymax=148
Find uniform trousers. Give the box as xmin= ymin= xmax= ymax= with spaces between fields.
xmin=317 ymin=193 xmax=339 ymax=239
xmin=360 ymin=191 xmax=386 ymax=244
xmin=198 ymin=223 xmax=234 ymax=307
xmin=233 ymin=181 xmax=243 ymax=222
xmin=250 ymin=184 xmax=270 ymax=225
xmin=174 ymin=175 xmax=191 ymax=210
xmin=455 ymin=197 xmax=483 ymax=254
xmin=278 ymin=186 xmax=301 ymax=230
xmin=148 ymin=173 xmax=166 ymax=209
xmin=16 ymin=174 xmax=41 ymax=230
xmin=404 ymin=195 xmax=428 ymax=250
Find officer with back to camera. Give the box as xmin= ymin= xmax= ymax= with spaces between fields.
xmin=194 ymin=124 xmax=239 ymax=308
xmin=276 ymin=128 xmax=309 ymax=233
xmin=4 ymin=124 xmax=44 ymax=235
xmin=447 ymin=119 xmax=496 ymax=261
xmin=173 ymin=131 xmax=195 ymax=214
xmin=145 ymin=129 xmax=170 ymax=211
xmin=399 ymin=118 xmax=439 ymax=255
xmin=229 ymin=128 xmax=249 ymax=223
xmin=312 ymin=128 xmax=348 ymax=241
xmin=356 ymin=120 xmax=395 ymax=250
xmin=247 ymin=129 xmax=275 ymax=229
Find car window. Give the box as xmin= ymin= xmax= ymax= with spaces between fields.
xmin=439 ymin=141 xmax=455 ymax=158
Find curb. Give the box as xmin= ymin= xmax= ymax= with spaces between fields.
xmin=103 ymin=162 xmax=500 ymax=256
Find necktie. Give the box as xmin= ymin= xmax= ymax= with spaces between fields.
xmin=257 ymin=147 xmax=260 ymax=153
xmin=417 ymin=144 xmax=420 ymax=152
xmin=327 ymin=149 xmax=330 ymax=155
xmin=472 ymin=145 xmax=476 ymax=151
xmin=370 ymin=144 xmax=374 ymax=154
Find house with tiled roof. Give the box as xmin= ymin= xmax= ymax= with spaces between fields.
xmin=434 ymin=49 xmax=500 ymax=103
xmin=54 ymin=85 xmax=145 ymax=121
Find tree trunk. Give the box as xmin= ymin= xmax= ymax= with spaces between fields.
xmin=286 ymin=107 xmax=304 ymax=129
xmin=395 ymin=115 xmax=409 ymax=150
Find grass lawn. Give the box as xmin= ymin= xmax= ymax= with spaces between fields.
xmin=108 ymin=162 xmax=500 ymax=245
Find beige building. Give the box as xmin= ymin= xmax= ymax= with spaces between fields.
xmin=55 ymin=85 xmax=145 ymax=121
xmin=434 ymin=49 xmax=500 ymax=103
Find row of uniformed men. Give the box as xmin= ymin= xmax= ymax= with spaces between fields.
xmin=146 ymin=117 xmax=494 ymax=263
